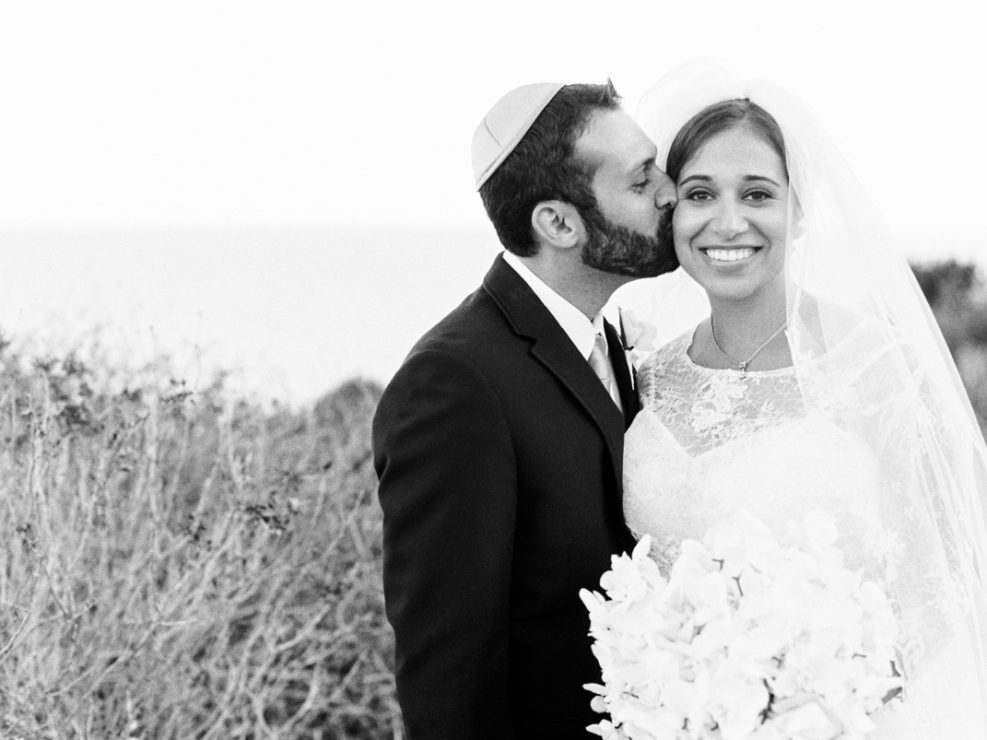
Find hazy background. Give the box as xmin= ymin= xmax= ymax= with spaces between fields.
xmin=2 ymin=0 xmax=984 ymax=404
xmin=1 ymin=6 xmax=984 ymax=735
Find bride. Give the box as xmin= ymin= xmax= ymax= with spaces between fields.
xmin=616 ymin=65 xmax=987 ymax=737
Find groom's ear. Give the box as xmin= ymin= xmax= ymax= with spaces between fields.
xmin=531 ymin=200 xmax=584 ymax=251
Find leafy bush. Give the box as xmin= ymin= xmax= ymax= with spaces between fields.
xmin=0 ymin=347 xmax=397 ymax=738
xmin=913 ymin=259 xmax=987 ymax=431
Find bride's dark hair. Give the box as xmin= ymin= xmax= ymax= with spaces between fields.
xmin=665 ymin=98 xmax=787 ymax=182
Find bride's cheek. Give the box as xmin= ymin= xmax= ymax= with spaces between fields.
xmin=671 ymin=208 xmax=688 ymax=242
xmin=672 ymin=212 xmax=699 ymax=255
xmin=673 ymin=240 xmax=703 ymax=285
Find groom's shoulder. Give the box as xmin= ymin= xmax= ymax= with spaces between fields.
xmin=407 ymin=281 xmax=508 ymax=361
xmin=383 ymin=254 xmax=541 ymax=399
xmin=401 ymin=255 xmax=513 ymax=352
xmin=375 ymin=282 xmax=517 ymax=423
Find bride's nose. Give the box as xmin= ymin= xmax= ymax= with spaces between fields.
xmin=711 ymin=199 xmax=747 ymax=239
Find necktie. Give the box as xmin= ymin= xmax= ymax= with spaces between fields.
xmin=589 ymin=333 xmax=621 ymax=410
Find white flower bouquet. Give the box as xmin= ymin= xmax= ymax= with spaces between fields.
xmin=580 ymin=512 xmax=902 ymax=740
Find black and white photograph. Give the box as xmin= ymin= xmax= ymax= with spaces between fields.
xmin=2 ymin=1 xmax=986 ymax=738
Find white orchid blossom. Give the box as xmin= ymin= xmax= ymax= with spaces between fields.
xmin=581 ymin=512 xmax=901 ymax=739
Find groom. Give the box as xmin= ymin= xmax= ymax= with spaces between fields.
xmin=372 ymin=81 xmax=678 ymax=738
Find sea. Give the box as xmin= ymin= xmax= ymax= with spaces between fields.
xmin=1 ymin=228 xmax=982 ymax=407
xmin=0 ymin=229 xmax=498 ymax=406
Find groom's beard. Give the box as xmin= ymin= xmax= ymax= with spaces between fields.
xmin=580 ymin=204 xmax=678 ymax=278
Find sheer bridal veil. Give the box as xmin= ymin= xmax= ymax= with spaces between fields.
xmin=617 ymin=61 xmax=987 ymax=734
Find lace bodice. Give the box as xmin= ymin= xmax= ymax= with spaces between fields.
xmin=624 ymin=331 xmax=886 ymax=575
xmin=635 ymin=332 xmax=806 ymax=456
xmin=622 ymin=330 xmax=985 ymax=738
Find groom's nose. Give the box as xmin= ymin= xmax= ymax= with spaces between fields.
xmin=654 ymin=173 xmax=677 ymax=210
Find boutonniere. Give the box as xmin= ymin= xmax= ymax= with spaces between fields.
xmin=619 ymin=307 xmax=659 ymax=368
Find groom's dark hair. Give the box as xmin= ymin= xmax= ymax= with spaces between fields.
xmin=478 ymin=81 xmax=621 ymax=257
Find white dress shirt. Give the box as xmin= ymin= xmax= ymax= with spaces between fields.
xmin=502 ymin=251 xmax=622 ymax=410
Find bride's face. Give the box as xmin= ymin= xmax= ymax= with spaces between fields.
xmin=672 ymin=125 xmax=789 ymax=304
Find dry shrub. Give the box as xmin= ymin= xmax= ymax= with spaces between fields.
xmin=0 ymin=347 xmax=398 ymax=739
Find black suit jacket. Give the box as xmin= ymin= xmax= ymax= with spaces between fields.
xmin=372 ymin=254 xmax=639 ymax=739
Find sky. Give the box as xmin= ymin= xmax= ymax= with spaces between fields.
xmin=2 ymin=0 xmax=985 ymax=243
xmin=0 ymin=0 xmax=984 ymax=402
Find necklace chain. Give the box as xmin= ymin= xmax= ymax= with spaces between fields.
xmin=709 ymin=316 xmax=787 ymax=378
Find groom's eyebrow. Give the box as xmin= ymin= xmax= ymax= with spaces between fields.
xmin=627 ymin=156 xmax=656 ymax=177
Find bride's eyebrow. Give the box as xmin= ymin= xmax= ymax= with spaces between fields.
xmin=678 ymin=174 xmax=782 ymax=187
xmin=744 ymin=175 xmax=782 ymax=187
xmin=678 ymin=174 xmax=711 ymax=186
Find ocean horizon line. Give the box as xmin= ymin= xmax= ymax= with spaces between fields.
xmin=1 ymin=227 xmax=983 ymax=407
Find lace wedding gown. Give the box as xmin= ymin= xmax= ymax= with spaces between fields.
xmin=623 ymin=331 xmax=987 ymax=739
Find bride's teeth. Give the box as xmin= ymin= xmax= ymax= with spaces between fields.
xmin=706 ymin=248 xmax=756 ymax=262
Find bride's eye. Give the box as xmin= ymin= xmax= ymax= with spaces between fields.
xmin=683 ymin=188 xmax=713 ymax=202
xmin=744 ymin=189 xmax=773 ymax=202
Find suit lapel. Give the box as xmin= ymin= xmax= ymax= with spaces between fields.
xmin=482 ymin=255 xmax=625 ymax=472
xmin=604 ymin=320 xmax=639 ymax=429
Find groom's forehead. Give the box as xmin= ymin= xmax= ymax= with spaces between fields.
xmin=577 ymin=109 xmax=657 ymax=176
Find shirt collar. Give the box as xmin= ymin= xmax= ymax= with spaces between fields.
xmin=502 ymin=251 xmax=609 ymax=360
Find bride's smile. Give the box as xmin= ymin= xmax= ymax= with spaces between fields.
xmin=700 ymin=245 xmax=761 ymax=263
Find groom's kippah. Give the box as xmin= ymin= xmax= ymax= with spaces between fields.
xmin=471 ymin=82 xmax=565 ymax=190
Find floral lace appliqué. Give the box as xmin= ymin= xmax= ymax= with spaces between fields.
xmin=637 ymin=332 xmax=804 ymax=455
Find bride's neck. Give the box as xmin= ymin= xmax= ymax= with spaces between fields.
xmin=696 ymin=285 xmax=791 ymax=370
xmin=708 ymin=295 xmax=787 ymax=349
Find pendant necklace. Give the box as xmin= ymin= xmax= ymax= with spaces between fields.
xmin=709 ymin=316 xmax=787 ymax=378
